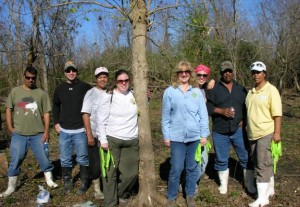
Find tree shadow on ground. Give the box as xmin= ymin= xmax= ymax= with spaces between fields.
xmin=159 ymin=152 xmax=244 ymax=186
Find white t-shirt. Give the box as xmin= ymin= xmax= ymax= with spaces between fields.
xmin=81 ymin=87 xmax=108 ymax=137
xmin=97 ymin=90 xmax=138 ymax=144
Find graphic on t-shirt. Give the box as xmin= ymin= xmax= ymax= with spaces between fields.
xmin=17 ymin=97 xmax=38 ymax=115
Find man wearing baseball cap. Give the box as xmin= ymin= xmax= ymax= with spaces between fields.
xmin=206 ymin=61 xmax=255 ymax=195
xmin=52 ymin=61 xmax=92 ymax=195
xmin=81 ymin=67 xmax=110 ymax=200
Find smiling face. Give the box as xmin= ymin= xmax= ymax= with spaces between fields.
xmin=221 ymin=69 xmax=234 ymax=84
xmin=177 ymin=65 xmax=191 ymax=85
xmin=196 ymin=72 xmax=209 ymax=86
xmin=64 ymin=67 xmax=78 ymax=82
xmin=96 ymin=73 xmax=108 ymax=90
xmin=116 ymin=73 xmax=130 ymax=94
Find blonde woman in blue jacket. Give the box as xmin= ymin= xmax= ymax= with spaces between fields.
xmin=162 ymin=61 xmax=210 ymax=207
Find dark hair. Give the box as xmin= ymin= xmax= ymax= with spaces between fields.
xmin=114 ymin=69 xmax=130 ymax=81
xmin=24 ymin=66 xmax=38 ymax=76
xmin=95 ymin=72 xmax=109 ymax=79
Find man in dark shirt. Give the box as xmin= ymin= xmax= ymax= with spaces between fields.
xmin=206 ymin=61 xmax=255 ymax=195
xmin=52 ymin=61 xmax=92 ymax=195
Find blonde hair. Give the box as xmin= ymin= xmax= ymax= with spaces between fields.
xmin=171 ymin=60 xmax=196 ymax=88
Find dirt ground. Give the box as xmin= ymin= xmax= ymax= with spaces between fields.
xmin=0 ymin=92 xmax=299 ymax=207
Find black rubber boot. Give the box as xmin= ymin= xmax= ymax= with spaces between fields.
xmin=76 ymin=165 xmax=90 ymax=195
xmin=61 ymin=167 xmax=73 ymax=195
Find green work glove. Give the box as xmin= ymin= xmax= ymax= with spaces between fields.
xmin=271 ymin=140 xmax=282 ymax=174
xmin=206 ymin=140 xmax=212 ymax=155
xmin=100 ymin=148 xmax=115 ymax=177
xmin=195 ymin=140 xmax=212 ymax=163
xmin=195 ymin=143 xmax=202 ymax=163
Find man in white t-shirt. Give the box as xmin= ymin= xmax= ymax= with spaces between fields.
xmin=81 ymin=67 xmax=110 ymax=199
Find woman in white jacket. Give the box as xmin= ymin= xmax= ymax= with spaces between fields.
xmin=97 ymin=69 xmax=139 ymax=207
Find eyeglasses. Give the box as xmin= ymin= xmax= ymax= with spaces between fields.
xmin=65 ymin=68 xmax=78 ymax=73
xmin=251 ymin=63 xmax=264 ymax=68
xmin=25 ymin=76 xmax=37 ymax=80
xmin=177 ymin=70 xmax=191 ymax=75
xmin=197 ymin=74 xmax=208 ymax=78
xmin=222 ymin=69 xmax=233 ymax=74
xmin=116 ymin=79 xmax=129 ymax=84
xmin=251 ymin=70 xmax=262 ymax=75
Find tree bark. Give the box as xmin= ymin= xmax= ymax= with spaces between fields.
xmin=130 ymin=1 xmax=164 ymax=206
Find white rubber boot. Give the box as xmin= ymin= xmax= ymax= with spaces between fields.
xmin=0 ymin=176 xmax=18 ymax=197
xmin=249 ymin=183 xmax=269 ymax=207
xmin=268 ymin=176 xmax=275 ymax=197
xmin=92 ymin=178 xmax=104 ymax=200
xmin=218 ymin=169 xmax=229 ymax=194
xmin=243 ymin=169 xmax=257 ymax=194
xmin=44 ymin=171 xmax=58 ymax=188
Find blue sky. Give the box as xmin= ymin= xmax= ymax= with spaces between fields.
xmin=76 ymin=0 xmax=261 ymax=43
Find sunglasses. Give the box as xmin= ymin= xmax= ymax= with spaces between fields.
xmin=116 ymin=79 xmax=129 ymax=84
xmin=251 ymin=63 xmax=264 ymax=68
xmin=177 ymin=70 xmax=191 ymax=75
xmin=222 ymin=69 xmax=233 ymax=74
xmin=25 ymin=76 xmax=37 ymax=80
xmin=197 ymin=74 xmax=208 ymax=78
xmin=251 ymin=70 xmax=262 ymax=75
xmin=65 ymin=68 xmax=78 ymax=73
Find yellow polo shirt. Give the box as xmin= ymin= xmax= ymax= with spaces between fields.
xmin=246 ymin=82 xmax=282 ymax=140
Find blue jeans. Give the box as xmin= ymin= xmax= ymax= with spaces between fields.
xmin=8 ymin=132 xmax=54 ymax=176
xmin=167 ymin=140 xmax=199 ymax=200
xmin=59 ymin=131 xmax=89 ymax=167
xmin=196 ymin=146 xmax=208 ymax=181
xmin=212 ymin=128 xmax=248 ymax=171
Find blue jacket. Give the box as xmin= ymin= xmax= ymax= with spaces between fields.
xmin=162 ymin=85 xmax=210 ymax=143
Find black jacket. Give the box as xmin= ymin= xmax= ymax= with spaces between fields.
xmin=206 ymin=80 xmax=247 ymax=134
xmin=52 ymin=79 xmax=91 ymax=130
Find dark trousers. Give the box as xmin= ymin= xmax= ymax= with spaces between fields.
xmin=102 ymin=136 xmax=139 ymax=207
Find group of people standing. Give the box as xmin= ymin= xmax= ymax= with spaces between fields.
xmin=0 ymin=59 xmax=282 ymax=207
xmin=162 ymin=60 xmax=282 ymax=207
xmin=0 ymin=62 xmax=138 ymax=207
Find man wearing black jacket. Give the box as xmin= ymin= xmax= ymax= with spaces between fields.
xmin=206 ymin=61 xmax=255 ymax=195
xmin=52 ymin=61 xmax=92 ymax=195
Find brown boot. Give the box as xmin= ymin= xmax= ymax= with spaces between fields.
xmin=186 ymin=196 xmax=196 ymax=207
xmin=166 ymin=199 xmax=176 ymax=207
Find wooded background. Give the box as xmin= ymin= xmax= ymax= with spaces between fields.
xmin=0 ymin=1 xmax=299 ymax=206
xmin=0 ymin=0 xmax=299 ymax=95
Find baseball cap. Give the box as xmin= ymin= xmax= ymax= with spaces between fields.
xmin=250 ymin=61 xmax=266 ymax=72
xmin=95 ymin=67 xmax=109 ymax=76
xmin=64 ymin=61 xmax=77 ymax=71
xmin=220 ymin=61 xmax=233 ymax=71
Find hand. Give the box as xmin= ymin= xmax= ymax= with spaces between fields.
xmin=200 ymin=138 xmax=207 ymax=146
xmin=42 ymin=132 xmax=49 ymax=143
xmin=207 ymin=79 xmax=215 ymax=90
xmin=223 ymin=108 xmax=235 ymax=118
xmin=87 ymin=135 xmax=95 ymax=146
xmin=54 ymin=124 xmax=61 ymax=133
xmin=164 ymin=139 xmax=170 ymax=147
xmin=101 ymin=143 xmax=109 ymax=150
xmin=238 ymin=121 xmax=243 ymax=128
xmin=272 ymin=133 xmax=281 ymax=143
xmin=8 ymin=127 xmax=14 ymax=136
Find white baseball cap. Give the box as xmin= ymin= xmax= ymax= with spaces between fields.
xmin=95 ymin=67 xmax=109 ymax=76
xmin=250 ymin=61 xmax=266 ymax=72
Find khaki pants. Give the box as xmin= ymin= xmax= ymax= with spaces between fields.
xmin=250 ymin=133 xmax=273 ymax=183
xmin=102 ymin=136 xmax=139 ymax=207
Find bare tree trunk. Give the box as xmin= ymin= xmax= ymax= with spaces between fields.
xmin=130 ymin=1 xmax=164 ymax=206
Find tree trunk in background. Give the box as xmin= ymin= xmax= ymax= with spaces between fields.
xmin=130 ymin=1 xmax=163 ymax=206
